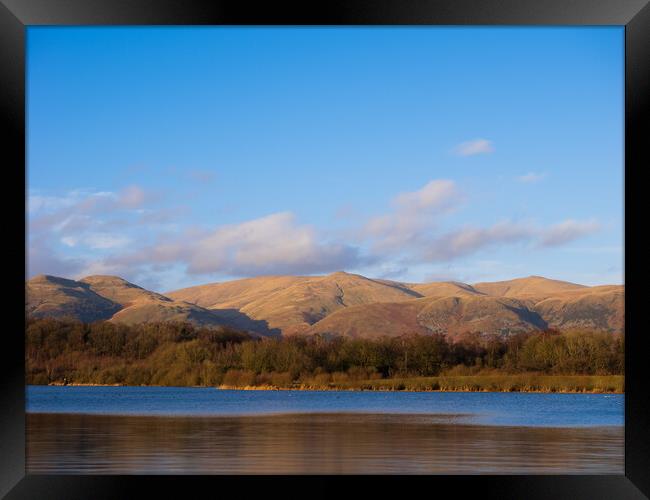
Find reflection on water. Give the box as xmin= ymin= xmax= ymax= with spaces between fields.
xmin=27 ymin=413 xmax=623 ymax=474
xmin=25 ymin=386 xmax=625 ymax=427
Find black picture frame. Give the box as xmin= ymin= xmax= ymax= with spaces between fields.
xmin=1 ymin=1 xmax=648 ymax=498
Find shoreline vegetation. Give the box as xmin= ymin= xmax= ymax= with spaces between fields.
xmin=25 ymin=318 xmax=625 ymax=393
xmin=44 ymin=374 xmax=624 ymax=393
xmin=27 ymin=318 xmax=624 ymax=394
xmin=218 ymin=374 xmax=625 ymax=393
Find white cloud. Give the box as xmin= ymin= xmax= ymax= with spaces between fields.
xmin=27 ymin=237 xmax=85 ymax=278
xmin=28 ymin=179 xmax=604 ymax=285
xmin=360 ymin=180 xmax=600 ymax=265
xmin=83 ymin=233 xmax=131 ymax=250
xmin=393 ymin=179 xmax=459 ymax=212
xmin=28 ymin=185 xmax=170 ymax=243
xmin=423 ymin=221 xmax=533 ymax=261
xmin=107 ymin=211 xmax=367 ymax=277
xmin=136 ymin=206 xmax=190 ymax=225
xmin=28 ymin=194 xmax=76 ymax=214
xmin=538 ymin=219 xmax=601 ymax=247
xmin=453 ymin=138 xmax=494 ymax=157
xmin=27 ymin=184 xmax=177 ymax=280
xmin=74 ymin=260 xmax=130 ymax=279
xmin=518 ymin=172 xmax=546 ymax=183
xmin=418 ymin=218 xmax=601 ymax=262
xmin=117 ymin=185 xmax=147 ymax=208
xmin=29 ymin=186 xmax=148 ymax=220
xmin=28 ymin=189 xmax=109 ymax=215
xmin=60 ymin=236 xmax=77 ymax=247
xmin=191 ymin=212 xmax=366 ymax=275
xmin=364 ymin=180 xmax=462 ymax=250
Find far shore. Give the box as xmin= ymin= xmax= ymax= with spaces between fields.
xmin=42 ymin=374 xmax=624 ymax=394
xmin=216 ymin=385 xmax=624 ymax=394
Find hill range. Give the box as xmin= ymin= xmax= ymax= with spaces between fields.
xmin=26 ymin=272 xmax=624 ymax=339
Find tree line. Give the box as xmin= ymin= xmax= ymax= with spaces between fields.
xmin=25 ymin=318 xmax=624 ymax=387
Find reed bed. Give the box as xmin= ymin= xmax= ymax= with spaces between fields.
xmin=286 ymin=374 xmax=624 ymax=393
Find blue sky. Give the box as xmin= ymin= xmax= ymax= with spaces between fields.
xmin=27 ymin=27 xmax=624 ymax=292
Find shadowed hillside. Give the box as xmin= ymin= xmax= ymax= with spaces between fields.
xmin=308 ymin=295 xmax=548 ymax=339
xmin=26 ymin=275 xmax=122 ymax=323
xmin=26 ymin=274 xmax=244 ymax=331
xmin=531 ymin=285 xmax=624 ymax=332
xmin=79 ymin=275 xmax=171 ymax=306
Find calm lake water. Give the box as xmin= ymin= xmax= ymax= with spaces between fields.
xmin=26 ymin=386 xmax=624 ymax=474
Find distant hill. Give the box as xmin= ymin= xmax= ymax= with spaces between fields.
xmin=531 ymin=285 xmax=624 ymax=332
xmin=167 ymin=271 xmax=422 ymax=335
xmin=27 ymin=273 xmax=624 ymax=338
xmin=78 ymin=275 xmax=170 ymax=306
xmin=308 ymin=295 xmax=548 ymax=339
xmin=168 ymin=273 xmax=623 ymax=337
xmin=472 ymin=275 xmax=586 ymax=300
xmin=26 ymin=275 xmax=121 ymax=323
xmin=26 ymin=274 xmax=240 ymax=331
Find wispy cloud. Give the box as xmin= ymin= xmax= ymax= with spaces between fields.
xmin=185 ymin=212 xmax=365 ymax=276
xmin=453 ymin=138 xmax=494 ymax=157
xmin=359 ymin=180 xmax=595 ymax=264
xmin=364 ymin=180 xmax=462 ymax=250
xmin=27 ymin=178 xmax=604 ymax=286
xmin=517 ymin=172 xmax=546 ymax=183
xmin=538 ymin=219 xmax=601 ymax=247
xmin=106 ymin=212 xmax=369 ymax=277
xmin=117 ymin=185 xmax=147 ymax=208
xmin=61 ymin=233 xmax=131 ymax=250
xmin=357 ymin=178 xmax=602 ymax=264
xmin=28 ymin=184 xmax=184 ymax=280
xmin=28 ymin=236 xmax=85 ymax=278
xmin=393 ymin=179 xmax=460 ymax=212
xmin=422 ymin=221 xmax=533 ymax=261
xmin=29 ymin=186 xmax=148 ymax=219
xmin=135 ymin=206 xmax=190 ymax=226
xmin=417 ymin=218 xmax=601 ymax=262
xmin=28 ymin=189 xmax=110 ymax=215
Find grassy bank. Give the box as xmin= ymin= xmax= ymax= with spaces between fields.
xmin=219 ymin=374 xmax=624 ymax=393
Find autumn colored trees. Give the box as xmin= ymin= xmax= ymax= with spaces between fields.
xmin=25 ymin=318 xmax=624 ymax=386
